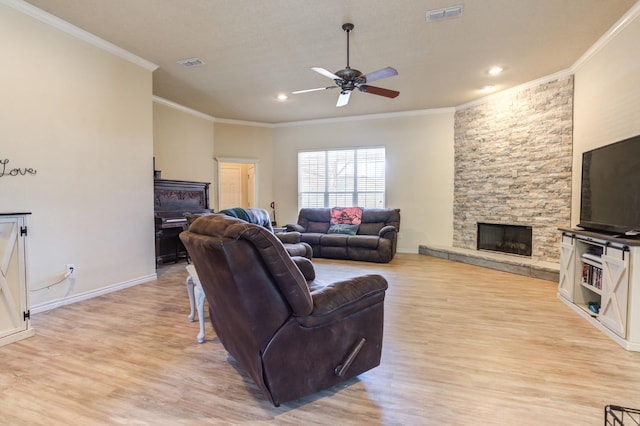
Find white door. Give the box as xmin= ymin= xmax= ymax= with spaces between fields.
xmin=219 ymin=164 xmax=244 ymax=209
xmin=0 ymin=216 xmax=30 ymax=344
xmin=600 ymin=246 xmax=629 ymax=337
xmin=247 ymin=164 xmax=256 ymax=208
xmin=217 ymin=160 xmax=258 ymax=210
xmin=558 ymin=237 xmax=575 ymax=301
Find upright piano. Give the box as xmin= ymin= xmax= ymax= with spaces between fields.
xmin=154 ymin=179 xmax=211 ymax=264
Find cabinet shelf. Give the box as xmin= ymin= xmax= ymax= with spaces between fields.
xmin=582 ymin=258 xmax=602 ymax=268
xmin=580 ymin=280 xmax=602 ymax=295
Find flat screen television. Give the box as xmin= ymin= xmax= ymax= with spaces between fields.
xmin=579 ymin=134 xmax=640 ymax=236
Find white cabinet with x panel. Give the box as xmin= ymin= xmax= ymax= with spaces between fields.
xmin=0 ymin=213 xmax=33 ymax=347
xmin=558 ymin=228 xmax=640 ymax=351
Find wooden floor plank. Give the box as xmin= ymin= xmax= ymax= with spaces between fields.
xmin=2 ymin=254 xmax=640 ymax=425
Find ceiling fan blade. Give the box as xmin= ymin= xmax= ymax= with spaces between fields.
xmin=312 ymin=67 xmax=341 ymax=80
xmin=336 ymin=91 xmax=351 ymax=107
xmin=362 ymin=67 xmax=398 ymax=83
xmin=358 ymin=85 xmax=400 ymax=98
xmin=292 ymin=86 xmax=336 ymax=94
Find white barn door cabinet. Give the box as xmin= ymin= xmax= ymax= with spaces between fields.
xmin=558 ymin=228 xmax=640 ymax=351
xmin=0 ymin=213 xmax=34 ymax=347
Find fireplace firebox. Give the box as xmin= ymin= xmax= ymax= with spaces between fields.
xmin=477 ymin=223 xmax=532 ymax=257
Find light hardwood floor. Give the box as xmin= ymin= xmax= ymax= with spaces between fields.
xmin=2 ymin=254 xmax=640 ymax=425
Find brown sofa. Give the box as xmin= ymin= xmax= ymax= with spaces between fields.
xmin=286 ymin=208 xmax=401 ymax=263
xmin=180 ymin=214 xmax=388 ymax=406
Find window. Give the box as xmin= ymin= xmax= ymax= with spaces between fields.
xmin=298 ymin=147 xmax=385 ymax=208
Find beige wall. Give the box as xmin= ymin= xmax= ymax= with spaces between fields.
xmin=153 ymin=101 xmax=215 ymax=203
xmin=213 ymin=123 xmax=274 ymax=212
xmin=273 ymin=111 xmax=455 ymax=253
xmin=572 ymin=5 xmax=640 ymax=226
xmin=1 ymin=4 xmax=155 ymax=310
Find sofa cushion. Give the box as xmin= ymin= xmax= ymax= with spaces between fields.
xmin=347 ymin=235 xmax=379 ymax=249
xmin=327 ymin=223 xmax=359 ymax=235
xmin=358 ymin=222 xmax=385 ymax=235
xmin=300 ymin=233 xmax=324 ymax=245
xmin=320 ymin=246 xmax=349 ymax=259
xmin=320 ymin=234 xmax=348 ymax=247
xmin=362 ymin=208 xmax=401 ymax=231
xmin=306 ymin=221 xmax=330 ymax=233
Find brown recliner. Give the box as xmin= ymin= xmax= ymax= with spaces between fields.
xmin=179 ymin=214 xmax=388 ymax=406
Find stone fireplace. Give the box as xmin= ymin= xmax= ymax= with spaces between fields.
xmin=452 ymin=75 xmax=574 ymax=263
xmin=477 ymin=223 xmax=532 ymax=257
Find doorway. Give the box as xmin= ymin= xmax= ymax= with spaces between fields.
xmin=215 ymin=157 xmax=258 ymax=210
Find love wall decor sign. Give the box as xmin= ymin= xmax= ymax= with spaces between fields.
xmin=0 ymin=158 xmax=37 ymax=178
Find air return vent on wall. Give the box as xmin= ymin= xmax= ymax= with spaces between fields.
xmin=426 ymin=5 xmax=463 ymax=22
xmin=177 ymin=57 xmax=205 ymax=67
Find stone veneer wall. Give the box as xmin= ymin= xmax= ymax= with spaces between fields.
xmin=453 ymin=75 xmax=574 ymax=263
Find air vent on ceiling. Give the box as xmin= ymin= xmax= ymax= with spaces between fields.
xmin=177 ymin=57 xmax=205 ymax=67
xmin=426 ymin=5 xmax=463 ymax=22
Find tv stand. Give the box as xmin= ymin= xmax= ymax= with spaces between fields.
xmin=558 ymin=228 xmax=640 ymax=351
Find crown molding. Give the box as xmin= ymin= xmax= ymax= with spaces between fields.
xmin=455 ymin=69 xmax=574 ymax=111
xmin=152 ymin=96 xmax=215 ymax=122
xmin=213 ymin=117 xmax=273 ymax=128
xmin=572 ymin=1 xmax=640 ymax=72
xmin=152 ymin=97 xmax=455 ymax=128
xmin=1 ymin=0 xmax=157 ymax=71
xmin=274 ymin=107 xmax=455 ymax=128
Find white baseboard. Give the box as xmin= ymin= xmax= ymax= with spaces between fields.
xmin=30 ymin=273 xmax=158 ymax=315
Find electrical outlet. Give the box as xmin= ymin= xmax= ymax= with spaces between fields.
xmin=66 ymin=264 xmax=75 ymax=278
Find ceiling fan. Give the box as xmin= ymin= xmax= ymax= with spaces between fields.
xmin=292 ymin=23 xmax=399 ymax=107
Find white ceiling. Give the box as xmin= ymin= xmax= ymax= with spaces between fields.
xmin=24 ymin=0 xmax=638 ymax=124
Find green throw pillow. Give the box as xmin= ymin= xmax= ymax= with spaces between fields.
xmin=327 ymin=223 xmax=359 ymax=235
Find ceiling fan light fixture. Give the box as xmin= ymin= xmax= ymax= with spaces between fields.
xmin=294 ymin=23 xmax=399 ymax=107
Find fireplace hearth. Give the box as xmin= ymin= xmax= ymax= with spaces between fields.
xmin=477 ymin=223 xmax=532 ymax=257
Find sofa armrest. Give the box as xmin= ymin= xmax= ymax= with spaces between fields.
xmin=275 ymin=231 xmax=302 ymax=244
xmin=291 ymin=256 xmax=315 ymax=281
xmin=286 ymin=223 xmax=305 ymax=233
xmin=378 ymin=225 xmax=397 ymax=239
xmin=310 ymin=274 xmax=388 ymax=316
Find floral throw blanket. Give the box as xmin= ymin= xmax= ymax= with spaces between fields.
xmin=330 ymin=207 xmax=363 ymax=225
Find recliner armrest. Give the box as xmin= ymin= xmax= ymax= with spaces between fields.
xmin=286 ymin=223 xmax=305 ymax=233
xmin=309 ymin=274 xmax=388 ymax=317
xmin=291 ymin=256 xmax=315 ymax=281
xmin=378 ymin=225 xmax=397 ymax=239
xmin=275 ymin=231 xmax=302 ymax=244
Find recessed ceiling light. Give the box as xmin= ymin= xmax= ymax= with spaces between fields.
xmin=488 ymin=66 xmax=503 ymax=76
xmin=276 ymin=94 xmax=289 ymax=101
xmin=482 ymin=85 xmax=497 ymax=92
